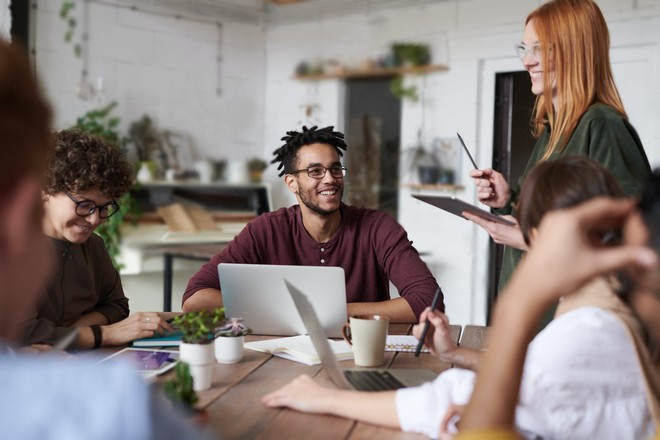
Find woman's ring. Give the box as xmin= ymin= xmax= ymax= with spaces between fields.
xmin=145 ymin=317 xmax=151 ymax=323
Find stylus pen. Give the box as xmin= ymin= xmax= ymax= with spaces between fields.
xmin=52 ymin=328 xmax=78 ymax=352
xmin=414 ymin=287 xmax=442 ymax=357
xmin=456 ymin=132 xmax=479 ymax=170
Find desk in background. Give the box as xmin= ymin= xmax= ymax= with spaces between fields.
xmin=156 ymin=243 xmax=226 ymax=312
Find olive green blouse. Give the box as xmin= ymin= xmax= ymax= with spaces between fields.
xmin=496 ymin=104 xmax=652 ymax=292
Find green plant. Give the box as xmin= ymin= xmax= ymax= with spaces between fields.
xmin=389 ymin=76 xmax=419 ymax=102
xmin=247 ymin=157 xmax=268 ymax=173
xmin=163 ymin=361 xmax=198 ymax=410
xmin=391 ymin=42 xmax=431 ymax=67
xmin=128 ymin=115 xmax=160 ymax=163
xmin=73 ymin=101 xmax=140 ymax=270
xmin=60 ymin=1 xmax=81 ymax=58
xmin=173 ymin=308 xmax=225 ymax=344
xmin=215 ymin=317 xmax=253 ymax=338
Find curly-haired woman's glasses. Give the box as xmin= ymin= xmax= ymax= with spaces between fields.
xmin=65 ymin=192 xmax=119 ymax=219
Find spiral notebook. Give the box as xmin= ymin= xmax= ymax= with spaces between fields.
xmin=385 ymin=335 xmax=429 ymax=353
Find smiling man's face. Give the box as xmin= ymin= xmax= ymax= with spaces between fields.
xmin=285 ymin=143 xmax=344 ymax=217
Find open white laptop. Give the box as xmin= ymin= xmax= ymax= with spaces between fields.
xmin=218 ymin=263 xmax=347 ymax=338
xmin=285 ymin=279 xmax=437 ymax=391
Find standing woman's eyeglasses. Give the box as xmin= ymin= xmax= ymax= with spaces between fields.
xmin=65 ymin=192 xmax=120 ymax=219
xmin=514 ymin=43 xmax=543 ymax=61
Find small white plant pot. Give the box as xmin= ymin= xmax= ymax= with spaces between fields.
xmin=214 ymin=336 xmax=244 ymax=364
xmin=188 ymin=364 xmax=214 ymax=391
xmin=179 ymin=342 xmax=215 ymax=391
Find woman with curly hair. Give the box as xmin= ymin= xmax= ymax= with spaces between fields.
xmin=21 ymin=129 xmax=171 ymax=349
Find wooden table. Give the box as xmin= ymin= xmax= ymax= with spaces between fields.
xmin=187 ymin=324 xmax=451 ymax=439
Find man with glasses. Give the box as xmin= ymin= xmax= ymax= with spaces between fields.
xmin=183 ymin=126 xmax=442 ymax=323
xmin=21 ymin=129 xmax=171 ymax=348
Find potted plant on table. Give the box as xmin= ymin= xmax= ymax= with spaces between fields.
xmin=172 ymin=308 xmax=224 ymax=391
xmin=163 ymin=361 xmax=209 ymax=424
xmin=214 ymin=316 xmax=253 ymax=364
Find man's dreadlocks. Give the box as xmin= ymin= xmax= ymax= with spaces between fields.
xmin=271 ymin=125 xmax=347 ymax=177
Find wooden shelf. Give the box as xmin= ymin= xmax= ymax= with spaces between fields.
xmin=294 ymin=64 xmax=448 ymax=81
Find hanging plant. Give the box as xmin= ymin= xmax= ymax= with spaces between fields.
xmin=389 ymin=76 xmax=419 ymax=102
xmin=60 ymin=1 xmax=82 ymax=58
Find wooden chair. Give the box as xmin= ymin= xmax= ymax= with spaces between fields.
xmin=449 ymin=324 xmax=462 ymax=345
xmin=458 ymin=325 xmax=490 ymax=351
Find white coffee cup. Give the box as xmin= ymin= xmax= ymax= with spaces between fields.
xmin=341 ymin=315 xmax=389 ymax=367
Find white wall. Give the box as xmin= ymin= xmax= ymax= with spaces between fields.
xmin=263 ymin=0 xmax=660 ymax=325
xmin=27 ymin=0 xmax=660 ymax=323
xmin=34 ymin=0 xmax=267 ymax=162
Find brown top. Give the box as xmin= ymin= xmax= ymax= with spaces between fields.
xmin=20 ymin=234 xmax=129 ymax=346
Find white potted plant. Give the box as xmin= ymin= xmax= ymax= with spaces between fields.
xmin=172 ymin=308 xmax=224 ymax=391
xmin=214 ymin=316 xmax=252 ymax=364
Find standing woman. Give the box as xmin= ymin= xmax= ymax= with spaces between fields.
xmin=21 ymin=129 xmax=171 ymax=349
xmin=467 ymin=0 xmax=652 ymax=292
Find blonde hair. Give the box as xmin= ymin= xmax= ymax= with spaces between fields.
xmin=526 ymin=0 xmax=626 ymax=160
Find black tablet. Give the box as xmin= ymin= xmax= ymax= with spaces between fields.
xmin=412 ymin=195 xmax=516 ymax=226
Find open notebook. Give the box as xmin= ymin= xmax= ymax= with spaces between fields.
xmin=245 ymin=335 xmax=353 ymax=366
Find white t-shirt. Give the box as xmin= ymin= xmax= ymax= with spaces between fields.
xmin=395 ymin=307 xmax=654 ymax=439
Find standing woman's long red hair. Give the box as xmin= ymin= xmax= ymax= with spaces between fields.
xmin=527 ymin=0 xmax=626 ymax=160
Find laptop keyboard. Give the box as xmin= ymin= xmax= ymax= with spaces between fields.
xmin=344 ymin=370 xmax=406 ymax=391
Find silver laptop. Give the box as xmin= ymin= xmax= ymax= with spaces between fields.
xmin=285 ymin=279 xmax=437 ymax=391
xmin=218 ymin=263 xmax=347 ymax=338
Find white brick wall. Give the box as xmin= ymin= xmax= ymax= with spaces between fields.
xmin=27 ymin=0 xmax=660 ymax=324
xmin=34 ymin=0 xmax=266 ymax=162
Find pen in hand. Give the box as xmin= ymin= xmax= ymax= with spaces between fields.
xmin=414 ymin=287 xmax=442 ymax=357
xmin=457 ymin=132 xmax=479 ymax=170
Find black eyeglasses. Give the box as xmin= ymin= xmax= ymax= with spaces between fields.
xmin=288 ymin=165 xmax=347 ymax=179
xmin=65 ymin=192 xmax=119 ymax=219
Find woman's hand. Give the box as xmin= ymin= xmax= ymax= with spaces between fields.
xmin=439 ymin=404 xmax=465 ymax=440
xmin=101 ymin=312 xmax=171 ymax=346
xmin=261 ymin=374 xmax=337 ymax=413
xmin=469 ymin=169 xmax=511 ymax=209
xmin=412 ymin=308 xmax=457 ymax=357
xmin=462 ymin=212 xmax=528 ymax=251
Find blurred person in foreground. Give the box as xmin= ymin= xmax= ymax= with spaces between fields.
xmin=20 ymin=129 xmax=171 ymax=349
xmin=0 ymin=40 xmax=202 ymax=439
xmin=262 ymin=156 xmax=658 ymax=439
xmin=457 ymin=170 xmax=660 ymax=439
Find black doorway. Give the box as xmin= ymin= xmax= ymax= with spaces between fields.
xmin=487 ymin=70 xmax=536 ymax=322
xmin=344 ymin=78 xmax=401 ymax=219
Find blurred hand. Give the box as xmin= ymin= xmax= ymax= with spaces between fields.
xmin=412 ymin=308 xmax=456 ymax=357
xmin=262 ymin=374 xmax=336 ymax=413
xmin=462 ymin=213 xmax=528 ymax=250
xmin=469 ymin=169 xmax=510 ymax=209
xmin=439 ymin=403 xmax=465 ymax=440
xmin=102 ymin=312 xmax=171 ymax=346
xmin=510 ymin=197 xmax=657 ymax=307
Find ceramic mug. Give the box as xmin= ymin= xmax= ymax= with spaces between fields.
xmin=341 ymin=315 xmax=389 ymax=367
